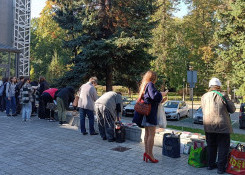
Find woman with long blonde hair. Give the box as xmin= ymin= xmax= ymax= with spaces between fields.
xmin=133 ymin=70 xmax=167 ymax=163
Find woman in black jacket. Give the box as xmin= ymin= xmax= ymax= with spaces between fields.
xmin=37 ymin=76 xmax=49 ymax=119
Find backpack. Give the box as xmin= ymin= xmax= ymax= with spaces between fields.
xmin=0 ymin=84 xmax=4 ymax=96
xmin=2 ymin=82 xmax=8 ymax=97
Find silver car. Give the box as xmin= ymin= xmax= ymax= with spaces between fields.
xmin=193 ymin=107 xmax=203 ymax=124
xmin=164 ymin=100 xmax=189 ymax=120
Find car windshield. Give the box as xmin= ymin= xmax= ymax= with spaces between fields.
xmin=164 ymin=101 xmax=179 ymax=108
xmin=130 ymin=101 xmax=136 ymax=105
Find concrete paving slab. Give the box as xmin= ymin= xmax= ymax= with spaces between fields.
xmin=0 ymin=111 xmax=229 ymax=175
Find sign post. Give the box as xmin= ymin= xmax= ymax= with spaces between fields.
xmin=187 ymin=70 xmax=197 ymax=118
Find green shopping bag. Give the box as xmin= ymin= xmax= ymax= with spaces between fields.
xmin=188 ymin=146 xmax=208 ymax=168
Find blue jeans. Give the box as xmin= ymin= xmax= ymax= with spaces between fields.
xmin=6 ymin=96 xmax=16 ymax=115
xmin=79 ymin=108 xmax=95 ymax=134
xmin=22 ymin=102 xmax=32 ymax=120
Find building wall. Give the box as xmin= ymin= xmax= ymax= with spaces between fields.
xmin=0 ymin=0 xmax=14 ymax=46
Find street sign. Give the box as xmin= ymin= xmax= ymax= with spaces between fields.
xmin=187 ymin=71 xmax=197 ymax=83
xmin=187 ymin=71 xmax=197 ymax=88
xmin=187 ymin=70 xmax=197 ymax=119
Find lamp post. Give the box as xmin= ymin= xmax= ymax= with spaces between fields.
xmin=183 ymin=78 xmax=185 ymax=101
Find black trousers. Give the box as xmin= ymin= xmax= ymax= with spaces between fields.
xmin=205 ymin=132 xmax=230 ymax=171
xmin=38 ymin=93 xmax=53 ymax=119
xmin=16 ymin=95 xmax=22 ymax=114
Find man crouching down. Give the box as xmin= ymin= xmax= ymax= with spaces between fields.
xmin=95 ymin=91 xmax=123 ymax=142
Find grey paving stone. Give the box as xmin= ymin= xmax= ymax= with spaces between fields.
xmin=0 ymin=112 xmax=224 ymax=175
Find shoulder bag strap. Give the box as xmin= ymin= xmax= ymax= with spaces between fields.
xmin=212 ymin=90 xmax=227 ymax=104
xmin=138 ymin=83 xmax=150 ymax=102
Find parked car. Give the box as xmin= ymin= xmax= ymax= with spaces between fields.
xmin=193 ymin=107 xmax=203 ymax=124
xmin=122 ymin=96 xmax=133 ymax=108
xmin=123 ymin=100 xmax=136 ymax=116
xmin=164 ymin=100 xmax=189 ymax=120
xmin=239 ymin=103 xmax=245 ymax=129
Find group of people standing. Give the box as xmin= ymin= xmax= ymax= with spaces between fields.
xmin=0 ymin=70 xmax=236 ymax=174
xmin=0 ymin=76 xmax=38 ymax=121
xmin=0 ymin=75 xmax=124 ymax=143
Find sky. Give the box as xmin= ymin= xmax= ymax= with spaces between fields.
xmin=31 ymin=0 xmax=188 ymax=19
xmin=31 ymin=0 xmax=47 ymax=19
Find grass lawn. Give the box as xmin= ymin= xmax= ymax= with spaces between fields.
xmin=167 ymin=125 xmax=245 ymax=142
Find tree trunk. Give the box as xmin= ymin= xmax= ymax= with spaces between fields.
xmin=106 ymin=65 xmax=113 ymax=91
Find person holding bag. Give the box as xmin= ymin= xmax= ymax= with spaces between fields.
xmin=201 ymin=78 xmax=236 ymax=174
xmin=133 ymin=70 xmax=167 ymax=163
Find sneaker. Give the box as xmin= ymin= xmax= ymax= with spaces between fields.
xmin=22 ymin=119 xmax=26 ymax=122
xmin=102 ymin=137 xmax=107 ymax=140
xmin=108 ymin=138 xmax=115 ymax=142
xmin=62 ymin=121 xmax=69 ymax=125
xmin=90 ymin=132 xmax=99 ymax=135
xmin=7 ymin=114 xmax=11 ymax=117
xmin=59 ymin=121 xmax=63 ymax=125
xmin=82 ymin=132 xmax=88 ymax=135
xmin=12 ymin=114 xmax=17 ymax=116
xmin=207 ymin=164 xmax=217 ymax=170
xmin=26 ymin=119 xmax=31 ymax=122
xmin=217 ymin=170 xmax=224 ymax=174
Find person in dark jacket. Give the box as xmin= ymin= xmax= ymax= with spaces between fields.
xmin=15 ymin=76 xmax=25 ymax=114
xmin=1 ymin=77 xmax=8 ymax=112
xmin=41 ymin=88 xmax=58 ymax=121
xmin=30 ymin=81 xmax=38 ymax=115
xmin=133 ymin=70 xmax=167 ymax=163
xmin=56 ymin=87 xmax=75 ymax=125
xmin=37 ymin=76 xmax=49 ymax=119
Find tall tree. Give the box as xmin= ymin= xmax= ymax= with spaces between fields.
xmin=214 ymin=0 xmax=245 ymax=98
xmin=30 ymin=0 xmax=71 ymax=82
xmin=53 ymin=0 xmax=157 ymax=91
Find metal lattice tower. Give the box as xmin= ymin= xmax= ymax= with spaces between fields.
xmin=14 ymin=0 xmax=31 ymax=76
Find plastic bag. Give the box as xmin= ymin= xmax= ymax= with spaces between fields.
xmin=157 ymin=103 xmax=167 ymax=128
xmin=188 ymin=146 xmax=208 ymax=168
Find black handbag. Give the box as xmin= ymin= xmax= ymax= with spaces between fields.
xmin=115 ymin=120 xmax=125 ymax=143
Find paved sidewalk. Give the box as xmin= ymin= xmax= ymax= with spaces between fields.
xmin=0 ymin=112 xmax=226 ymax=175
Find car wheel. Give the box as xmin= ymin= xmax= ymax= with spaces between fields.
xmin=176 ymin=113 xmax=180 ymax=121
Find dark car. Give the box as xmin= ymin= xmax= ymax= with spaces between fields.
xmin=193 ymin=107 xmax=203 ymax=124
xmin=239 ymin=103 xmax=245 ymax=129
xmin=123 ymin=100 xmax=136 ymax=116
xmin=122 ymin=96 xmax=132 ymax=108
